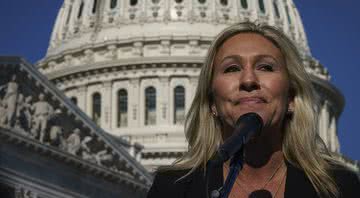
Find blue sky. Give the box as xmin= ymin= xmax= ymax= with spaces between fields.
xmin=0 ymin=1 xmax=359 ymax=160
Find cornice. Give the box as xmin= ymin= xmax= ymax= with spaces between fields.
xmin=44 ymin=57 xmax=204 ymax=80
xmin=39 ymin=36 xmax=214 ymax=66
xmin=0 ymin=127 xmax=148 ymax=191
xmin=310 ymin=74 xmax=345 ymax=116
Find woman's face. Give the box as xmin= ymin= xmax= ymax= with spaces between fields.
xmin=211 ymin=33 xmax=293 ymax=137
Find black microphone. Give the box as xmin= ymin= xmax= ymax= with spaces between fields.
xmin=209 ymin=112 xmax=263 ymax=166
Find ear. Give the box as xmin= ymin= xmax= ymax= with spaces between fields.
xmin=210 ymin=104 xmax=218 ymax=117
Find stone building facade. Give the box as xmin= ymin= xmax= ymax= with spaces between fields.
xmin=36 ymin=0 xmax=344 ymax=171
xmin=0 ymin=57 xmax=151 ymax=197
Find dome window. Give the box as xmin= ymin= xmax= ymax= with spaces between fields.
xmin=174 ymin=86 xmax=185 ymax=125
xmin=198 ymin=0 xmax=206 ymax=4
xmin=240 ymin=0 xmax=248 ymax=9
xmin=117 ymin=89 xmax=128 ymax=127
xmin=92 ymin=92 xmax=101 ymax=126
xmin=77 ymin=1 xmax=84 ymax=19
xmin=110 ymin=0 xmax=117 ymax=9
xmin=220 ymin=0 xmax=228 ymax=6
xmin=258 ymin=0 xmax=266 ymax=13
xmin=145 ymin=87 xmax=156 ymax=125
xmin=130 ymin=0 xmax=138 ymax=6
xmin=175 ymin=0 xmax=183 ymax=3
xmin=92 ymin=0 xmax=98 ymax=14
xmin=273 ymin=1 xmax=280 ymax=18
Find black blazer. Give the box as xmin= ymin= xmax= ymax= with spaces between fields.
xmin=147 ymin=163 xmax=360 ymax=198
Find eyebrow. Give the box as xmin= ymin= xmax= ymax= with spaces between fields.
xmin=218 ymin=55 xmax=242 ymax=65
xmin=219 ymin=54 xmax=280 ymax=65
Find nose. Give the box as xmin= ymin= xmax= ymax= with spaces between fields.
xmin=239 ymin=68 xmax=260 ymax=92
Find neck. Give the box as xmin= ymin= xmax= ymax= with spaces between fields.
xmin=221 ymin=121 xmax=285 ymax=174
xmin=241 ymin=150 xmax=284 ymax=178
xmin=244 ymin=128 xmax=283 ymax=166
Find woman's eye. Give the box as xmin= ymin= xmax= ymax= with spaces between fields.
xmin=258 ymin=64 xmax=274 ymax=72
xmin=224 ymin=65 xmax=240 ymax=73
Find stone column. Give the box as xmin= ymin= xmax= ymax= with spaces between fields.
xmin=159 ymin=77 xmax=169 ymax=124
xmin=329 ymin=116 xmax=339 ymax=152
xmin=187 ymin=76 xmax=198 ymax=113
xmin=102 ymin=81 xmax=112 ymax=130
xmin=77 ymin=85 xmax=87 ymax=114
xmin=129 ymin=78 xmax=140 ymax=127
xmin=319 ymin=101 xmax=330 ymax=147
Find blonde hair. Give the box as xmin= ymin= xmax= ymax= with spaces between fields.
xmin=166 ymin=22 xmax=341 ymax=197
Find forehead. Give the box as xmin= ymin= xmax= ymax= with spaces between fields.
xmin=215 ymin=33 xmax=283 ymax=62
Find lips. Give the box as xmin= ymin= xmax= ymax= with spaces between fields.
xmin=234 ymin=97 xmax=266 ymax=105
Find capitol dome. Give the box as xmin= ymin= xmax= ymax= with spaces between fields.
xmin=37 ymin=0 xmax=344 ymax=170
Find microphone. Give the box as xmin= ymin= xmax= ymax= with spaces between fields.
xmin=209 ymin=112 xmax=263 ymax=166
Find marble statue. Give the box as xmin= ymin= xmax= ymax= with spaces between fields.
xmin=79 ymin=136 xmax=96 ymax=163
xmin=31 ymin=93 xmax=54 ymax=142
xmin=0 ymin=75 xmax=19 ymax=127
xmin=95 ymin=149 xmax=113 ymax=166
xmin=23 ymin=96 xmax=33 ymax=130
xmin=66 ymin=128 xmax=81 ymax=155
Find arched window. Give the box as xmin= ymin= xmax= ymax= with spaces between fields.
xmin=145 ymin=87 xmax=156 ymax=125
xmin=78 ymin=1 xmax=84 ymax=19
xmin=240 ymin=0 xmax=248 ymax=9
xmin=258 ymin=0 xmax=266 ymax=13
xmin=92 ymin=92 xmax=101 ymax=125
xmin=92 ymin=0 xmax=98 ymax=14
xmin=220 ymin=0 xmax=228 ymax=6
xmin=273 ymin=1 xmax=280 ymax=18
xmin=175 ymin=0 xmax=183 ymax=3
xmin=110 ymin=0 xmax=117 ymax=9
xmin=70 ymin=97 xmax=78 ymax=105
xmin=66 ymin=5 xmax=73 ymax=24
xmin=198 ymin=0 xmax=206 ymax=4
xmin=117 ymin=89 xmax=128 ymax=127
xmin=285 ymin=5 xmax=292 ymax=24
xmin=130 ymin=0 xmax=138 ymax=6
xmin=174 ymin=86 xmax=185 ymax=124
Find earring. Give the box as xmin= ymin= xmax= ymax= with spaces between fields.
xmin=212 ymin=111 xmax=217 ymax=117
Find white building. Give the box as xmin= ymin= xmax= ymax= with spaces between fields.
xmin=37 ymin=0 xmax=344 ymax=171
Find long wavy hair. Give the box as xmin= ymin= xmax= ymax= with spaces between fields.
xmin=166 ymin=22 xmax=341 ymax=197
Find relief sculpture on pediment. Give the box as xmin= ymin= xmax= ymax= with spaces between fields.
xmin=0 ymin=70 xmax=116 ymax=168
xmin=31 ymin=93 xmax=55 ymax=143
xmin=0 ymin=75 xmax=19 ymax=128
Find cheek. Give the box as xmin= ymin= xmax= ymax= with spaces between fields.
xmin=212 ymin=77 xmax=237 ymax=100
xmin=211 ymin=78 xmax=238 ymax=120
xmin=264 ymin=78 xmax=291 ymax=115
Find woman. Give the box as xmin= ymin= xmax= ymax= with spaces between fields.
xmin=147 ymin=22 xmax=359 ymax=198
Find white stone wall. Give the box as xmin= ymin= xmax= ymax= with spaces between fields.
xmin=43 ymin=0 xmax=310 ymax=58
xmin=38 ymin=0 xmax=342 ymax=169
xmin=61 ymin=64 xmax=198 ymax=169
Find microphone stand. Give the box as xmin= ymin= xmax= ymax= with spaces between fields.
xmin=208 ymin=146 xmax=245 ymax=198
xmin=206 ymin=113 xmax=263 ymax=198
